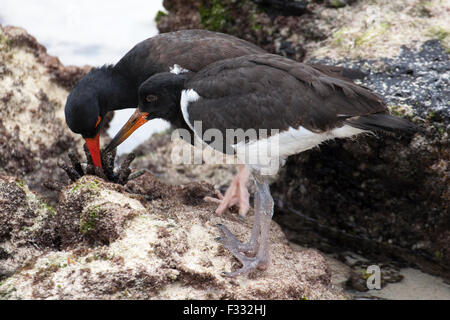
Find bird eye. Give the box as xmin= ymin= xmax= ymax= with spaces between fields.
xmin=146 ymin=95 xmax=158 ymax=102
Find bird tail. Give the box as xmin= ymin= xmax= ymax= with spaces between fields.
xmin=344 ymin=113 xmax=419 ymax=134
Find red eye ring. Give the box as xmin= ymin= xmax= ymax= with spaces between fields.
xmin=95 ymin=116 xmax=102 ymax=128
xmin=146 ymin=95 xmax=158 ymax=102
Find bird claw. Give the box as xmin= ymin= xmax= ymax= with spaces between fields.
xmin=216 ymin=223 xmax=269 ymax=277
xmin=216 ymin=224 xmax=257 ymax=256
xmin=220 ymin=248 xmax=268 ymax=277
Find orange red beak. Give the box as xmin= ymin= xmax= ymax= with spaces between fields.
xmin=105 ymin=109 xmax=149 ymax=153
xmin=84 ymin=116 xmax=103 ymax=168
xmin=84 ymin=132 xmax=102 ymax=168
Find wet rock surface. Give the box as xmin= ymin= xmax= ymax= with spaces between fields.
xmin=310 ymin=40 xmax=450 ymax=124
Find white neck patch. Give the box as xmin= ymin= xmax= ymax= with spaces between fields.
xmin=170 ymin=64 xmax=190 ymax=75
xmin=180 ymin=89 xmax=200 ymax=131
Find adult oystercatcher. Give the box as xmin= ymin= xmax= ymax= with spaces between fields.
xmin=105 ymin=53 xmax=417 ymax=276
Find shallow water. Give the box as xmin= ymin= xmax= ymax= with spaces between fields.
xmin=353 ymin=268 xmax=450 ymax=300
xmin=0 ymin=0 xmax=170 ymax=154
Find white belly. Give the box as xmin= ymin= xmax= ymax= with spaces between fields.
xmin=233 ymin=125 xmax=366 ymax=176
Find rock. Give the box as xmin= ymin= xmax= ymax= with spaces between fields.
xmin=55 ymin=176 xmax=137 ymax=248
xmin=311 ymin=40 xmax=450 ymax=123
xmin=325 ymin=0 xmax=357 ymax=9
xmin=0 ymin=175 xmax=344 ymax=299
xmin=251 ymin=0 xmax=309 ymax=16
xmin=0 ymin=175 xmax=58 ymax=280
xmin=158 ymin=0 xmax=450 ymax=63
xmin=0 ymin=25 xmax=89 ymax=203
xmin=272 ymin=40 xmax=449 ymax=280
xmin=157 ymin=0 xmax=310 ymax=61
xmin=307 ymin=0 xmax=450 ymax=61
xmin=1 ymin=26 xmax=90 ymax=90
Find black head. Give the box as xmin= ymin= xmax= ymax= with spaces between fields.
xmin=64 ymin=66 xmax=123 ymax=139
xmin=104 ymin=72 xmax=188 ymax=153
xmin=64 ymin=66 xmax=135 ymax=168
xmin=65 ymin=85 xmax=102 ymax=139
xmin=138 ymin=72 xmax=187 ymax=121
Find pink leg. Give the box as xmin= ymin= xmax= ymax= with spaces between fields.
xmin=204 ymin=164 xmax=251 ymax=217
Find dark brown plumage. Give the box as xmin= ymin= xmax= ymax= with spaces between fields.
xmin=185 ymin=54 xmax=385 ymax=133
xmin=159 ymin=54 xmax=415 ymax=151
xmin=114 ymin=30 xmax=266 ymax=88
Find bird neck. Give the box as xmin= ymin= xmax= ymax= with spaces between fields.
xmin=170 ymin=74 xmax=191 ymax=128
xmin=96 ymin=67 xmax=138 ymax=115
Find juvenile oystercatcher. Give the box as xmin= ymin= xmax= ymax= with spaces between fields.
xmin=105 ymin=53 xmax=417 ymax=276
xmin=64 ymin=29 xmax=359 ymax=217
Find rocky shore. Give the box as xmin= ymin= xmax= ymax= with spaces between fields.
xmin=1 ymin=0 xmax=449 ymax=299
xmin=0 ymin=25 xmax=344 ymax=299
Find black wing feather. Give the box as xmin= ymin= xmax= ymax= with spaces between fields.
xmin=185 ymin=54 xmax=388 ymax=140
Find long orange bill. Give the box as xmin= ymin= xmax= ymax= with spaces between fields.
xmin=105 ymin=109 xmax=149 ymax=153
xmin=84 ymin=131 xmax=102 ymax=168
